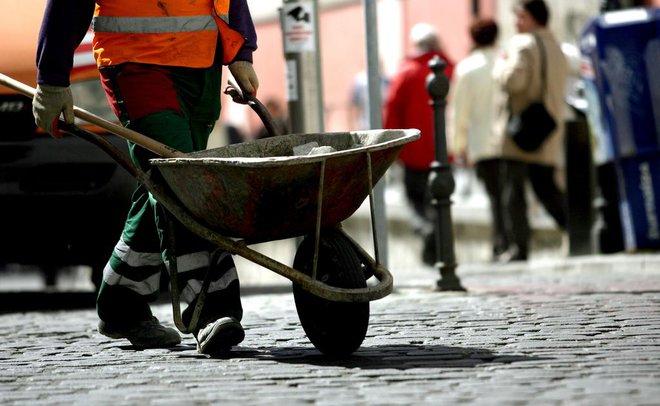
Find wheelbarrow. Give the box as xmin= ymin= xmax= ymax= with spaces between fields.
xmin=0 ymin=73 xmax=420 ymax=356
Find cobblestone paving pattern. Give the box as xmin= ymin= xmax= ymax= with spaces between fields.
xmin=1 ymin=268 xmax=659 ymax=405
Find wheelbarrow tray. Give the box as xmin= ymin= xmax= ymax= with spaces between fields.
xmin=150 ymin=129 xmax=419 ymax=242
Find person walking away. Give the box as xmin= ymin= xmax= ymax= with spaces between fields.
xmin=492 ymin=0 xmax=568 ymax=262
xmin=348 ymin=67 xmax=390 ymax=130
xmin=32 ymin=0 xmax=259 ymax=355
xmin=448 ymin=18 xmax=507 ymax=262
xmin=383 ymin=22 xmax=455 ymax=265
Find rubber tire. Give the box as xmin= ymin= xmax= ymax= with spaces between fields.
xmin=292 ymin=229 xmax=369 ymax=356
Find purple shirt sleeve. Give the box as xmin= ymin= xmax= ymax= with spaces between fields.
xmin=229 ymin=0 xmax=258 ymax=64
xmin=36 ymin=0 xmax=96 ymax=86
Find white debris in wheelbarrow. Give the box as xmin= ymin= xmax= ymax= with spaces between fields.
xmin=292 ymin=141 xmax=362 ymax=156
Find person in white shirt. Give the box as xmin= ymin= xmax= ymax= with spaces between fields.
xmin=449 ymin=18 xmax=506 ymax=261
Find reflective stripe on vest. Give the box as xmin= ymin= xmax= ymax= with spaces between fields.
xmin=92 ymin=0 xmax=242 ymax=68
xmin=92 ymin=15 xmax=218 ymax=34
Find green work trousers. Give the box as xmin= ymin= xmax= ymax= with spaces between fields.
xmin=96 ymin=63 xmax=242 ymax=329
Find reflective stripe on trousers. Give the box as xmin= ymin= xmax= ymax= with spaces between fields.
xmin=102 ymin=238 xmax=238 ymax=301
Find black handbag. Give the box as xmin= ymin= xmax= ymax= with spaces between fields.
xmin=506 ymin=33 xmax=556 ymax=152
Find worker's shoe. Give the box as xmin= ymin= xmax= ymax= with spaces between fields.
xmin=98 ymin=316 xmax=181 ymax=348
xmin=195 ymin=316 xmax=245 ymax=355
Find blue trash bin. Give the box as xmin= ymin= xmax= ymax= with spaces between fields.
xmin=581 ymin=7 xmax=660 ymax=250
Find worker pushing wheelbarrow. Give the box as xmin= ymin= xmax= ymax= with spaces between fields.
xmin=13 ymin=0 xmax=419 ymax=357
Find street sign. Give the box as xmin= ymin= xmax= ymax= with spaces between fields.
xmin=282 ymin=1 xmax=316 ymax=53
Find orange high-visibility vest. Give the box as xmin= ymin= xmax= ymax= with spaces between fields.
xmin=92 ymin=0 xmax=245 ymax=68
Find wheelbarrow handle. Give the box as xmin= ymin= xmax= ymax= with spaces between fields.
xmin=226 ymin=75 xmax=282 ymax=138
xmin=0 ymin=73 xmax=185 ymax=158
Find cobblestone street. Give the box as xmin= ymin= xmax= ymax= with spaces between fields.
xmin=1 ymin=255 xmax=659 ymax=405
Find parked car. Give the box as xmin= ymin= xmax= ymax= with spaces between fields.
xmin=0 ymin=0 xmax=134 ymax=289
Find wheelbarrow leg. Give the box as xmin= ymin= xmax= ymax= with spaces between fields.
xmin=165 ymin=212 xmax=213 ymax=335
xmin=365 ymin=151 xmax=381 ymax=265
xmin=311 ymin=160 xmax=326 ymax=281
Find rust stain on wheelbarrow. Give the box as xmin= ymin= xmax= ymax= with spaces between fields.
xmin=150 ymin=129 xmax=420 ymax=242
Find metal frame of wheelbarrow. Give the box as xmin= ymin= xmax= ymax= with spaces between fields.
xmin=61 ymin=123 xmax=394 ymax=334
xmin=0 ymin=73 xmax=394 ymax=335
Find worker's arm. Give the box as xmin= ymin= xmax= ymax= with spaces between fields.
xmin=36 ymin=0 xmax=96 ymax=86
xmin=227 ymin=0 xmax=259 ymax=95
xmin=33 ymin=0 xmax=95 ymax=136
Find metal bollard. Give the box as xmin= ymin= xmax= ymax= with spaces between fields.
xmin=426 ymin=56 xmax=465 ymax=292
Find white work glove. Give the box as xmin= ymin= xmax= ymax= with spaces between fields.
xmin=32 ymin=84 xmax=74 ymax=138
xmin=228 ymin=61 xmax=259 ymax=96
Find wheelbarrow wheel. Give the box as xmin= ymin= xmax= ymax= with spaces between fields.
xmin=292 ymin=229 xmax=369 ymax=356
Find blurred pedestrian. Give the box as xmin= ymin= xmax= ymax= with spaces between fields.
xmin=32 ymin=0 xmax=259 ymax=354
xmin=383 ymin=22 xmax=455 ymax=265
xmin=448 ymin=18 xmax=506 ymax=261
xmin=492 ymin=0 xmax=568 ymax=262
xmin=348 ymin=67 xmax=389 ymax=130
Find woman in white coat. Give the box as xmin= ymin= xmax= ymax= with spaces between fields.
xmin=449 ymin=19 xmax=506 ymax=261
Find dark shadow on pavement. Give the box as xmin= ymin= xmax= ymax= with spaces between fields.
xmin=185 ymin=344 xmax=549 ymax=370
